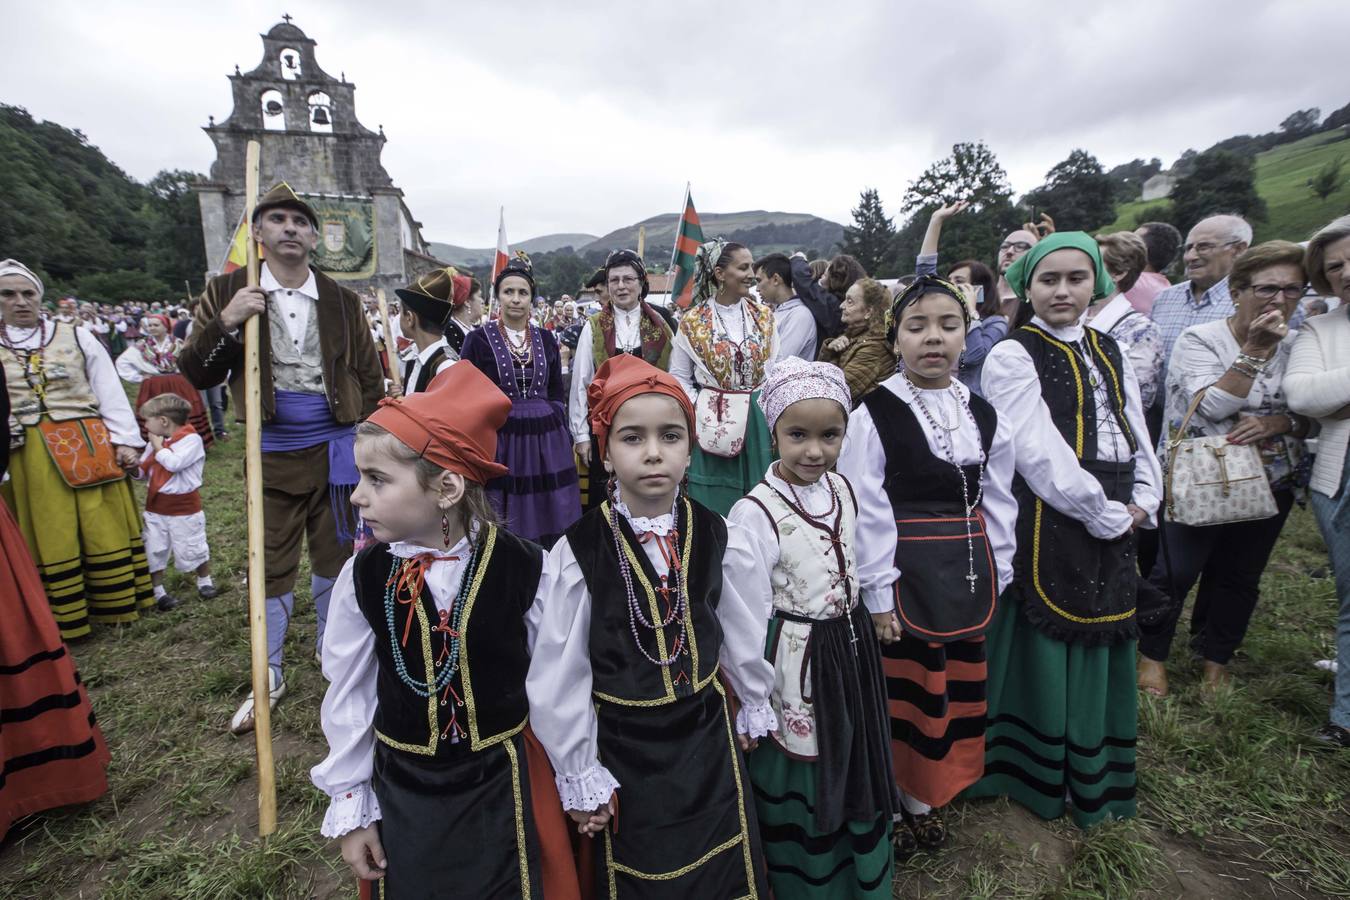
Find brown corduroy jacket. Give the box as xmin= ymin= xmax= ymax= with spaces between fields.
xmin=816 ymin=320 xmax=897 ymax=407
xmin=178 ymin=266 xmax=383 ymax=425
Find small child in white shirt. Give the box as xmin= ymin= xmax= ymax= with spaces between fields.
xmin=137 ymin=393 xmax=216 ymax=609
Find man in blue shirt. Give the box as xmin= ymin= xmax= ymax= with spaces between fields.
xmin=1149 ymin=214 xmax=1251 ymax=378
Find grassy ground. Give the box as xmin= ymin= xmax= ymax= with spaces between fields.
xmin=0 ymin=427 xmax=1347 ymax=898
xmin=1104 ymin=130 xmax=1350 ymax=242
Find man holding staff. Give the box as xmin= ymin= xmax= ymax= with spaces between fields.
xmin=179 ymin=183 xmax=383 ymax=735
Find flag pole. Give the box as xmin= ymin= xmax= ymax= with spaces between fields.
xmin=376 ymin=287 xmax=402 ymax=394
xmin=242 ymin=139 xmax=278 ymax=838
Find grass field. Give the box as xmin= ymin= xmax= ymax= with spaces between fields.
xmin=1104 ymin=130 xmax=1350 ymax=243
xmin=0 ymin=422 xmax=1347 ymax=898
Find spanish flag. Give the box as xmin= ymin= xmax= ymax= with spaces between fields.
xmin=218 ymin=211 xmax=259 ymax=273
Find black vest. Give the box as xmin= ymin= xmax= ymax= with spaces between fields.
xmin=861 ymin=385 xmax=997 ymax=508
xmin=352 ymin=527 xmax=543 ymax=759
xmin=402 ymin=346 xmax=448 ymax=394
xmin=567 ymin=496 xmax=727 ymax=706
xmin=444 ymin=319 xmax=468 ymax=356
xmin=1007 ymin=325 xmax=1137 ymax=460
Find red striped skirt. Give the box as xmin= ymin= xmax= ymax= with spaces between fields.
xmin=0 ymin=499 xmax=110 ymax=839
xmin=882 ymin=633 xmax=987 ymax=808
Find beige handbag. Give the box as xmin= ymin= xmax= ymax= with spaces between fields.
xmin=694 ymin=387 xmax=752 ymax=458
xmin=1164 ymin=388 xmax=1278 ymax=526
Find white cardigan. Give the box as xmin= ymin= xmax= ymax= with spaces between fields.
xmin=1284 ymin=307 xmax=1350 ymax=497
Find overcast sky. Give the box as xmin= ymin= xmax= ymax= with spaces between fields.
xmin=4 ymin=1 xmax=1345 ymax=247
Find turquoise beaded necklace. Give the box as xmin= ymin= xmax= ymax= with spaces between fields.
xmin=382 ymin=536 xmax=483 ymax=697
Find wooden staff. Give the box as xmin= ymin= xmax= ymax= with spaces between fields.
xmin=637 ymin=225 xmax=646 ymax=260
xmin=376 ymin=287 xmax=403 ymax=394
xmin=242 ymin=140 xmax=278 ymax=838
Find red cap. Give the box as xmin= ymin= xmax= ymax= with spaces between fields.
xmin=367 ymin=362 xmax=511 ymax=484
xmin=587 ymin=355 xmax=694 ymax=461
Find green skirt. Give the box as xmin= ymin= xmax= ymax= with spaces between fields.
xmin=687 ymin=390 xmax=774 ymax=517
xmin=748 ymin=742 xmax=892 ymax=900
xmin=962 ymin=594 xmax=1137 ymax=828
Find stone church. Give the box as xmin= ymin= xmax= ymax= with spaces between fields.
xmin=193 ymin=17 xmax=446 ymax=292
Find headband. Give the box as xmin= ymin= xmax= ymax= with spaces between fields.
xmin=886 ymin=274 xmax=970 ymax=343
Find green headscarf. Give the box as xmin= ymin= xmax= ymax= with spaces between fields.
xmin=1003 ymin=231 xmax=1115 ymax=302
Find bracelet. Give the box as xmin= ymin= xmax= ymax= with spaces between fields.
xmin=1235 ymin=352 xmax=1269 ymax=371
xmin=1231 ymin=361 xmax=1262 ymax=379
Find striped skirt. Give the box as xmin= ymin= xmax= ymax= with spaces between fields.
xmin=0 ymin=498 xmax=110 ymax=839
xmin=962 ymin=595 xmax=1137 ymax=827
xmin=882 ymin=632 xmax=987 ymax=809
xmin=2 ymin=426 xmax=155 ymax=639
xmin=749 ymin=742 xmax=892 ymax=900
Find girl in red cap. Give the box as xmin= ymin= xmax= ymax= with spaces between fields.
xmin=527 ymin=354 xmax=777 ymax=898
xmin=311 ymin=362 xmax=578 ymax=900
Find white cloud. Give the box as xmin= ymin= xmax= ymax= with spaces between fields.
xmin=2 ymin=0 xmax=1344 ymax=246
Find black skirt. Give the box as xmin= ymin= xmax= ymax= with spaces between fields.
xmin=594 ymin=682 xmax=768 ymax=899
xmin=772 ymin=604 xmax=898 ymax=832
xmin=372 ymin=733 xmax=541 ymax=900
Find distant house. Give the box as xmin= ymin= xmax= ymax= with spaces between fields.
xmin=1141 ymin=173 xmax=1178 ymax=202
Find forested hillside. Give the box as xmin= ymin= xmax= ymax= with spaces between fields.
xmin=0 ymin=104 xmax=205 ymax=303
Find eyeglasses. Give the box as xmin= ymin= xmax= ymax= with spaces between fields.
xmin=1247 ymin=283 xmax=1306 ymax=300
xmin=999 ymin=241 xmax=1032 ymax=253
xmin=1183 ymin=239 xmax=1240 ymax=255
xmin=607 ymin=275 xmax=639 ymax=286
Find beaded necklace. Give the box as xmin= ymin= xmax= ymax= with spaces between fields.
xmin=382 ymin=537 xmax=482 ymax=701
xmin=782 ymin=463 xmax=839 ymax=524
xmin=904 ymin=373 xmax=985 ymax=594
xmin=711 ymin=296 xmax=756 ymax=388
xmin=606 ymin=496 xmax=689 ymax=667
xmin=0 ymin=323 xmax=50 ymax=398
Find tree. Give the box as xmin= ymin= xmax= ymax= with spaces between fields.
xmin=1308 ymin=157 xmax=1345 ymax=202
xmin=1106 ymin=157 xmax=1163 ymax=202
xmin=1280 ymin=108 xmax=1321 ymax=137
xmin=144 ymin=169 xmax=209 ymax=294
xmin=1324 ymin=101 xmax=1350 ymax=133
xmin=901 ymin=141 xmax=1013 ymax=214
xmin=892 ymin=141 xmax=1021 ymax=271
xmin=1168 ymin=149 xmax=1267 ymax=233
xmin=74 ymin=269 xmax=173 ymax=305
xmin=1022 ymin=149 xmax=1118 ymax=231
xmin=840 ymin=188 xmax=896 ymax=276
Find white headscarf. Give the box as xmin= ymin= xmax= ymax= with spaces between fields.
xmin=0 ymin=259 xmax=44 ymax=297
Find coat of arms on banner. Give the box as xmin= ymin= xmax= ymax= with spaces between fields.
xmin=300 ymin=194 xmax=377 ymax=279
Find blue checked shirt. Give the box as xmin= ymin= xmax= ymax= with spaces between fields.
xmin=1149 ymin=277 xmax=1234 ymax=380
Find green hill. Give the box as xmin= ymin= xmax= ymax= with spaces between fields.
xmin=1104 ymin=130 xmax=1350 ymax=241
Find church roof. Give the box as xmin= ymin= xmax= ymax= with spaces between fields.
xmin=265 ymin=21 xmax=310 ymax=42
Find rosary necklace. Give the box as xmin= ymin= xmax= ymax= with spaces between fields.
xmin=904 ymin=373 xmax=986 ymax=594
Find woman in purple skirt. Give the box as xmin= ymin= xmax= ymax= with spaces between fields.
xmin=461 ymin=256 xmax=581 ymax=545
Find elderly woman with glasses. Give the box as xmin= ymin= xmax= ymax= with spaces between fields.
xmin=1285 ymin=214 xmax=1350 ymax=749
xmin=1137 ymin=241 xmax=1314 ymax=697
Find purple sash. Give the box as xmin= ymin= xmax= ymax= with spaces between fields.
xmin=261 ymin=389 xmax=360 ymax=544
